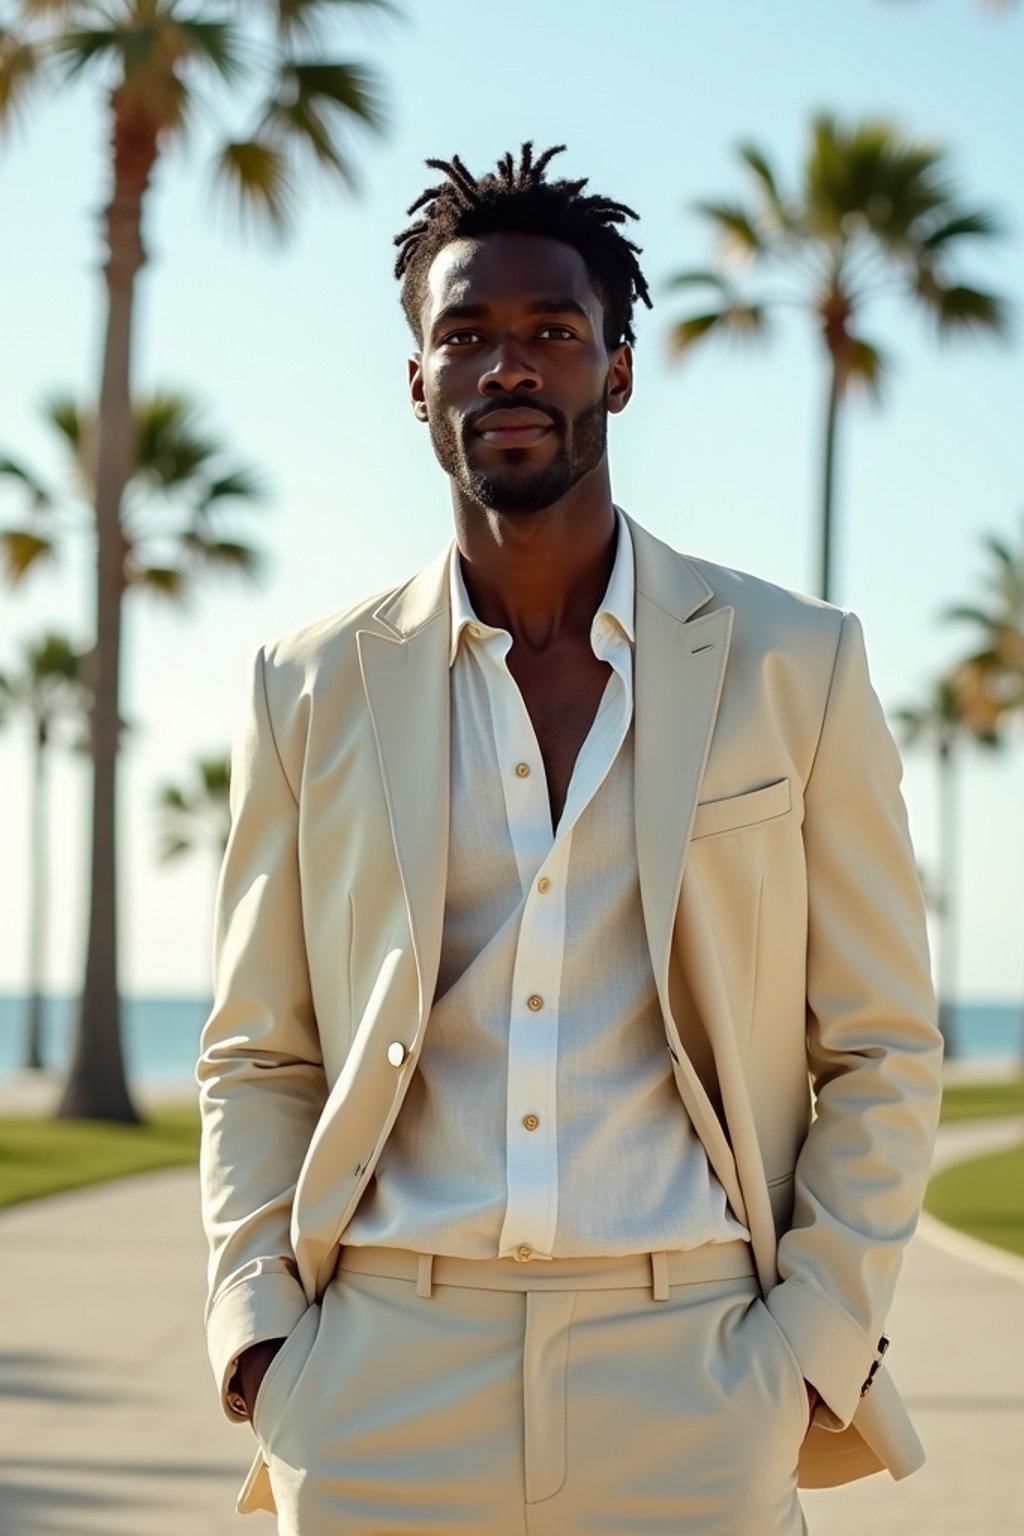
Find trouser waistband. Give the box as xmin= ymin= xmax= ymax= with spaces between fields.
xmin=337 ymin=1238 xmax=756 ymax=1301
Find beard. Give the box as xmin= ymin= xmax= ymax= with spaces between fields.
xmin=427 ymin=392 xmax=608 ymax=515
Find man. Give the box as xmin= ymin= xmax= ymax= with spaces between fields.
xmin=197 ymin=143 xmax=943 ymax=1535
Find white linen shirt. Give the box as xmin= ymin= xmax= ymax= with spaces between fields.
xmin=451 ymin=514 xmax=633 ymax=1259
xmin=342 ymin=511 xmax=748 ymax=1259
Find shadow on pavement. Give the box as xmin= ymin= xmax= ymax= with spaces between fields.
xmin=0 ymin=1457 xmax=244 ymax=1536
xmin=0 ymin=1351 xmax=130 ymax=1408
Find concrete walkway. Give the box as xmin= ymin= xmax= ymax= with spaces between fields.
xmin=0 ymin=1116 xmax=1021 ymax=1534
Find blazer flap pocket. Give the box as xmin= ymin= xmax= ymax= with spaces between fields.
xmin=692 ymin=778 xmax=792 ymax=841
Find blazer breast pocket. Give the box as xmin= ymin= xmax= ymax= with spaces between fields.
xmin=691 ymin=778 xmax=793 ymax=841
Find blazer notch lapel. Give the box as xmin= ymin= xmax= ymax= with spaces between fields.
xmin=635 ymin=599 xmax=734 ymax=992
xmin=357 ymin=618 xmax=450 ymax=1028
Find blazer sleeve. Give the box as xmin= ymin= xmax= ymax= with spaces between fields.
xmin=765 ymin=609 xmax=944 ymax=1430
xmin=196 ymin=645 xmax=327 ymax=1420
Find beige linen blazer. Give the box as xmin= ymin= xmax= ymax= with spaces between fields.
xmin=198 ymin=513 xmax=943 ymax=1513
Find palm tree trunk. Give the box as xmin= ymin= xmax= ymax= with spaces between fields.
xmin=24 ymin=720 xmax=48 ymax=1071
xmin=819 ymin=354 xmax=841 ymax=604
xmin=57 ymin=95 xmax=159 ymax=1123
xmin=936 ymin=738 xmax=959 ymax=1057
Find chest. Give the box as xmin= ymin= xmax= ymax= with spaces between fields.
xmin=507 ymin=644 xmax=612 ymax=825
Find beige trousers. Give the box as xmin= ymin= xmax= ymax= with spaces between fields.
xmin=250 ymin=1239 xmax=809 ymax=1535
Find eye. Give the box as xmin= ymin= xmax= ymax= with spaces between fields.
xmin=441 ymin=330 xmax=483 ymax=346
xmin=538 ymin=324 xmax=577 ymax=341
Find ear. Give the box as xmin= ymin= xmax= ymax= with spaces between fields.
xmin=408 ymin=354 xmax=429 ymax=423
xmin=606 ymin=343 xmax=634 ymax=416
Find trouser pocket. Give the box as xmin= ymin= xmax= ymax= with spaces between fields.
xmin=250 ymin=1301 xmax=323 ymax=1451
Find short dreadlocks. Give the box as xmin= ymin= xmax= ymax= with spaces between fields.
xmin=394 ymin=142 xmax=652 ymax=349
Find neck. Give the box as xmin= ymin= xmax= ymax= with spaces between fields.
xmin=452 ymin=465 xmax=618 ymax=651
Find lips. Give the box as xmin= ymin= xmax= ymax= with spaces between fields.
xmin=473 ymin=409 xmax=555 ymax=449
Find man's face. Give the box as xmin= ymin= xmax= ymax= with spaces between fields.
xmin=410 ymin=232 xmax=632 ymax=515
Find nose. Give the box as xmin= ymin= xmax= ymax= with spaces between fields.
xmin=478 ymin=337 xmax=541 ymax=396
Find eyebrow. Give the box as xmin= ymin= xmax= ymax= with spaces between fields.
xmin=430 ymin=295 xmax=592 ymax=336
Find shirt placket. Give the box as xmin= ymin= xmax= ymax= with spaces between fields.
xmin=481 ymin=633 xmax=631 ymax=1264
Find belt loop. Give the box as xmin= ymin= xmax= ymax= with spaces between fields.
xmin=416 ymin=1252 xmax=434 ymax=1299
xmin=650 ymin=1250 xmax=669 ymax=1302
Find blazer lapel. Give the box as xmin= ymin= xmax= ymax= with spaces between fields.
xmin=628 ymin=518 xmax=745 ymax=1225
xmin=357 ymin=548 xmax=452 ymax=1031
xmin=630 ymin=518 xmax=733 ymax=987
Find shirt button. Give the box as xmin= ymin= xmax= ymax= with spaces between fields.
xmin=515 ymin=1245 xmax=533 ymax=1262
xmin=522 ymin=1114 xmax=540 ymax=1131
xmin=386 ymin=1041 xmax=408 ymax=1067
xmin=515 ymin=762 xmax=531 ymax=779
xmin=527 ymin=995 xmax=544 ymax=1012
xmin=537 ymin=877 xmax=551 ymax=894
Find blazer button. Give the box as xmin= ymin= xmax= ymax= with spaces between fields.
xmin=387 ymin=1042 xmax=408 ymax=1067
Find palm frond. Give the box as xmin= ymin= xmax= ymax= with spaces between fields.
xmin=53 ymin=14 xmax=193 ymax=131
xmin=921 ymin=208 xmax=1005 ymax=249
xmin=25 ymin=631 xmax=82 ymax=681
xmin=892 ymin=672 xmax=983 ymax=747
xmin=198 ymin=756 xmax=231 ymax=797
xmin=158 ymin=784 xmax=189 ymax=812
xmin=917 ymin=276 xmax=1013 ymax=339
xmin=981 ymin=533 xmax=1015 ymax=570
xmin=952 ymin=653 xmax=1019 ymax=733
xmin=16 ymin=2 xmax=89 ymax=17
xmin=261 ymin=61 xmax=385 ymax=192
xmin=667 ymin=312 xmax=725 ymax=357
xmin=806 ymin=112 xmax=952 ymax=245
xmin=158 ymin=834 xmax=192 ymax=862
xmin=0 ymin=29 xmax=43 ymax=130
xmin=42 ymin=391 xmax=83 ymax=453
xmin=167 ymin=17 xmax=247 ymax=85
xmin=0 ymin=527 xmax=55 ymax=581
xmin=944 ymin=602 xmax=996 ymax=629
xmin=131 ymin=564 xmax=189 ymax=600
xmin=272 ymin=0 xmax=399 ymax=42
xmin=185 ymin=536 xmax=265 ymax=581
xmin=198 ymin=468 xmax=269 ymax=508
xmin=694 ymin=200 xmax=763 ymax=260
xmin=840 ymin=336 xmax=890 ymax=402
xmin=212 ymin=137 xmax=294 ymax=237
xmin=667 ymin=304 xmax=770 ymax=359
xmin=133 ymin=393 xmax=218 ymax=488
xmin=663 ymin=269 xmax=732 ymax=294
xmin=737 ymin=142 xmax=795 ymax=231
xmin=51 ymin=25 xmax=121 ymax=82
xmin=0 ymin=454 xmax=52 ymax=508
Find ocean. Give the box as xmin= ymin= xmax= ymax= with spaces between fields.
xmin=0 ymin=994 xmax=1021 ymax=1084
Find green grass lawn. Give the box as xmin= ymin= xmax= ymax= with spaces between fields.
xmin=939 ymin=1077 xmax=1024 ymax=1123
xmin=0 ymin=1075 xmax=1020 ymax=1216
xmin=0 ymin=1104 xmax=200 ymax=1209
xmin=925 ymin=1143 xmax=1024 ymax=1258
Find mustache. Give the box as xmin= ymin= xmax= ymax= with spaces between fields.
xmin=463 ymin=398 xmax=565 ymax=433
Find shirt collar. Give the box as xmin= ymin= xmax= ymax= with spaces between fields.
xmin=448 ymin=507 xmax=636 ymax=668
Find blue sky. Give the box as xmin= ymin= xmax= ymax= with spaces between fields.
xmin=1 ymin=0 xmax=1022 ymax=1001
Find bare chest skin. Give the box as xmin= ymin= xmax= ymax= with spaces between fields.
xmin=506 ymin=639 xmax=612 ymax=827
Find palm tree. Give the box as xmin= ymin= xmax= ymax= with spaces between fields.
xmin=155 ymin=752 xmax=231 ymax=866
xmin=2 ymin=388 xmax=268 ymax=600
xmin=666 ymin=113 xmax=1010 ymax=602
xmin=0 ymin=1 xmax=390 ymax=1123
xmin=944 ymin=515 xmax=1024 ymax=717
xmin=893 ymin=669 xmax=1002 ymax=1056
xmin=155 ymin=753 xmax=231 ymax=1005
xmin=944 ymin=516 xmax=1024 ymax=1053
xmin=0 ymin=633 xmax=91 ymax=1073
xmin=1 ymin=387 xmax=269 ymax=1121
